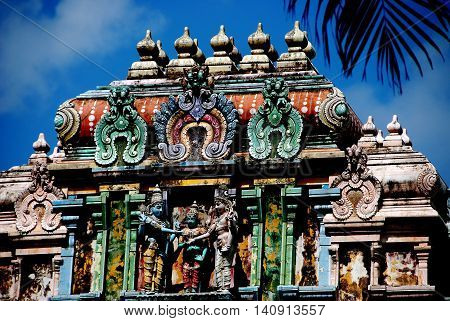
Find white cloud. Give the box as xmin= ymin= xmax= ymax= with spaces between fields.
xmin=0 ymin=0 xmax=166 ymax=113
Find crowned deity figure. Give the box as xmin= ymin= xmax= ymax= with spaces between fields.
xmin=139 ymin=185 xmax=181 ymax=292
xmin=175 ymin=201 xmax=208 ymax=293
xmin=187 ymin=186 xmax=238 ymax=291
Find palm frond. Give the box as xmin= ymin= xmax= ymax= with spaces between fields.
xmin=285 ymin=0 xmax=449 ymax=94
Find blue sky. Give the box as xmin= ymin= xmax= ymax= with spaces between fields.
xmin=0 ymin=0 xmax=449 ymax=183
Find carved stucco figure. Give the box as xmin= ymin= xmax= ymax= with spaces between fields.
xmin=138 ymin=186 xmax=181 ymax=292
xmin=188 ymin=186 xmax=238 ymax=291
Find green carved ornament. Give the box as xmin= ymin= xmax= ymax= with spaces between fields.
xmin=94 ymin=86 xmax=147 ymax=166
xmin=248 ymin=78 xmax=303 ymax=160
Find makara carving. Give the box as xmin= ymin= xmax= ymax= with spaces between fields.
xmin=154 ymin=65 xmax=238 ymax=162
xmin=15 ymin=162 xmax=65 ymax=233
xmin=248 ymin=77 xmax=303 ymax=159
xmin=94 ymin=86 xmax=147 ymax=166
xmin=331 ymin=145 xmax=381 ymax=220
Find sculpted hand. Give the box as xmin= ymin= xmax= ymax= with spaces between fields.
xmin=138 ymin=212 xmax=148 ymax=223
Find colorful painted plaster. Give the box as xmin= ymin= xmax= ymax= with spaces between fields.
xmin=94 ymin=86 xmax=147 ymax=166
xmin=248 ymin=78 xmax=303 ymax=160
xmin=262 ymin=190 xmax=282 ymax=300
xmin=154 ymin=65 xmax=238 ymax=162
xmin=105 ymin=200 xmax=126 ymax=300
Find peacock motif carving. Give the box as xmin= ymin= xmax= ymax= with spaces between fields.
xmin=247 ymin=77 xmax=303 ymax=160
xmin=154 ymin=65 xmax=238 ymax=162
xmin=94 ymin=86 xmax=147 ymax=166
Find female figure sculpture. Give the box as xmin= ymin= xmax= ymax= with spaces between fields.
xmin=187 ymin=186 xmax=238 ymax=291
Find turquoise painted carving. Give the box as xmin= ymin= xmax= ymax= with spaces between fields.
xmin=94 ymin=86 xmax=147 ymax=166
xmin=248 ymin=78 xmax=303 ymax=159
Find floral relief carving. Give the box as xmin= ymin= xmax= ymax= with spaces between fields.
xmin=15 ymin=162 xmax=65 ymax=233
xmin=331 ymin=145 xmax=381 ymax=220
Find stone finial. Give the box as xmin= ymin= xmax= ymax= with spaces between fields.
xmin=240 ymin=23 xmax=274 ymax=72
xmin=205 ymin=25 xmax=237 ymax=74
xmin=29 ymin=133 xmax=50 ymax=164
xmin=193 ymin=39 xmax=206 ymax=64
xmin=267 ymin=44 xmax=279 ymax=61
xmin=387 ymin=114 xmax=402 ymax=134
xmin=211 ymin=25 xmax=232 ymax=55
xmin=229 ymin=36 xmax=242 ymax=65
xmin=156 ymin=40 xmax=169 ymax=67
xmin=33 ymin=133 xmax=50 ymax=154
xmin=383 ymin=115 xmax=404 ymax=147
xmin=285 ymin=21 xmax=307 ymax=51
xmin=401 ymin=128 xmax=412 ymax=146
xmin=303 ymin=37 xmax=316 ymax=59
xmin=174 ymin=27 xmax=196 ymax=58
xmin=167 ymin=27 xmax=197 ymax=78
xmin=136 ymin=30 xmax=158 ymax=60
xmin=248 ymin=22 xmax=270 ymax=53
xmin=362 ymin=116 xmax=377 ymax=135
xmin=50 ymin=140 xmax=65 ymax=163
xmin=127 ymin=29 xmax=163 ymax=79
xmin=376 ymin=130 xmax=384 ymax=145
xmin=358 ymin=116 xmax=378 ymax=148
xmin=277 ymin=21 xmax=314 ymax=72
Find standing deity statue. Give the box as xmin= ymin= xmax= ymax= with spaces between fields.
xmin=139 ymin=185 xmax=181 ymax=292
xmin=175 ymin=202 xmax=208 ymax=293
xmin=187 ymin=186 xmax=238 ymax=291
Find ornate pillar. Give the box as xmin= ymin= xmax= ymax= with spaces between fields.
xmin=54 ymin=196 xmax=83 ymax=296
xmin=87 ymin=192 xmax=109 ymax=294
xmin=314 ymin=205 xmax=332 ymax=286
xmin=52 ymin=255 xmax=63 ymax=296
xmin=123 ymin=192 xmax=145 ymax=291
xmin=242 ymin=187 xmax=263 ymax=287
xmin=11 ymin=258 xmax=22 ymax=300
xmin=329 ymin=244 xmax=339 ymax=287
xmin=415 ymin=242 xmax=431 ymax=286
xmin=370 ymin=242 xmax=383 ymax=286
xmin=280 ymin=186 xmax=302 ymax=285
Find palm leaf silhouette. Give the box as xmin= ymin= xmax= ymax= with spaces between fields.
xmin=285 ymin=0 xmax=449 ymax=93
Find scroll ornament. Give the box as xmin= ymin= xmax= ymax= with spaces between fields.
xmin=248 ymin=77 xmax=303 ymax=160
xmin=331 ymin=145 xmax=381 ymax=220
xmin=318 ymin=87 xmax=350 ymax=131
xmin=94 ymin=86 xmax=147 ymax=166
xmin=15 ymin=162 xmax=65 ymax=233
xmin=54 ymin=99 xmax=80 ymax=146
xmin=154 ymin=65 xmax=238 ymax=162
